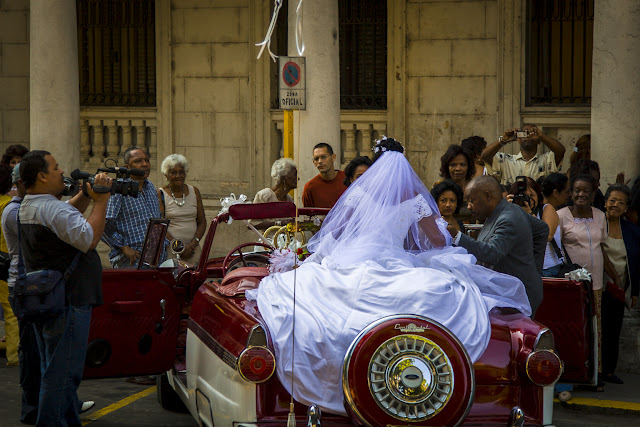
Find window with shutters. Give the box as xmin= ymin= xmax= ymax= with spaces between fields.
xmin=525 ymin=0 xmax=593 ymax=106
xmin=77 ymin=0 xmax=156 ymax=107
xmin=339 ymin=0 xmax=387 ymax=110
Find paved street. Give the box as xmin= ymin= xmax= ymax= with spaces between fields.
xmin=0 ymin=361 xmax=196 ymax=427
xmin=2 ymin=323 xmax=640 ymax=426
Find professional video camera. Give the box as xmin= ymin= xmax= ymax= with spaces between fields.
xmin=61 ymin=160 xmax=144 ymax=198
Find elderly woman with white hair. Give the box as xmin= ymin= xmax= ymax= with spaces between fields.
xmin=158 ymin=154 xmax=206 ymax=266
xmin=254 ymin=158 xmax=297 ymax=203
xmin=251 ymin=158 xmax=297 ymax=230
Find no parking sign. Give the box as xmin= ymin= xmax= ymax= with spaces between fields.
xmin=279 ymin=57 xmax=306 ymax=110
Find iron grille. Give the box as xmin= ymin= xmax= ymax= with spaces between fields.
xmin=526 ymin=0 xmax=593 ymax=105
xmin=339 ymin=0 xmax=387 ymax=110
xmin=77 ymin=0 xmax=156 ymax=107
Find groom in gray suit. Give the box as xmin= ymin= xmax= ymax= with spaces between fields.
xmin=449 ymin=176 xmax=548 ymax=317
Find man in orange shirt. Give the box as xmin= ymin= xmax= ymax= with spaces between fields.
xmin=302 ymin=143 xmax=347 ymax=208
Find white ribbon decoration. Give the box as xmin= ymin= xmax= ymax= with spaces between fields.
xmin=565 ymin=267 xmax=591 ymax=282
xmin=295 ymin=0 xmax=305 ymax=56
xmin=218 ymin=193 xmax=249 ymax=222
xmin=256 ymin=0 xmax=284 ymax=61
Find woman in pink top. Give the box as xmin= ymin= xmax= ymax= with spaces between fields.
xmin=557 ymin=173 xmax=620 ymax=381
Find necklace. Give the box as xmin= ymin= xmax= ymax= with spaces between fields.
xmin=170 ymin=186 xmax=186 ymax=207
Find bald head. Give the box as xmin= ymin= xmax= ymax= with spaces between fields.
xmin=467 ymin=176 xmax=503 ymax=198
xmin=465 ymin=176 xmax=503 ymax=221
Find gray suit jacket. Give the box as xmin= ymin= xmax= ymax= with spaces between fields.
xmin=458 ymin=199 xmax=549 ymax=316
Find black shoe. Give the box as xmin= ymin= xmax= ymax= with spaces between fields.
xmin=603 ymin=374 xmax=624 ymax=384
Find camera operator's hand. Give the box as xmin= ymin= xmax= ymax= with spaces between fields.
xmin=121 ymin=245 xmax=141 ymax=264
xmin=87 ymin=172 xmax=112 ymax=202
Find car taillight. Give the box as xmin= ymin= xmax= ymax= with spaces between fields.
xmin=237 ymin=346 xmax=275 ymax=383
xmin=526 ymin=349 xmax=563 ymax=386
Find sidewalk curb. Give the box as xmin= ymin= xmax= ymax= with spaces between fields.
xmin=555 ymin=398 xmax=640 ymax=416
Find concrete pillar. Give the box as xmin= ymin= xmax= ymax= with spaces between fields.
xmin=288 ymin=0 xmax=341 ymax=193
xmin=30 ymin=0 xmax=81 ymax=171
xmin=591 ymin=0 xmax=640 ymax=186
xmin=592 ymin=0 xmax=640 ymax=375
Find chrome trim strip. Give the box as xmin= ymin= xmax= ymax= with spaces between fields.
xmin=187 ymin=318 xmax=237 ymax=369
xmin=533 ymin=328 xmax=554 ymax=351
xmin=246 ymin=324 xmax=268 ymax=348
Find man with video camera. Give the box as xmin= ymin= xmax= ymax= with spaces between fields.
xmin=481 ymin=124 xmax=566 ymax=186
xmin=17 ymin=150 xmax=111 ymax=425
xmin=102 ymin=147 xmax=165 ymax=268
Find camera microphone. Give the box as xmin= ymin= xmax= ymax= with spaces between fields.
xmin=71 ymin=169 xmax=91 ymax=180
xmin=128 ymin=168 xmax=145 ymax=177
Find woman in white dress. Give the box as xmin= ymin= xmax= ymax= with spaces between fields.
xmin=158 ymin=154 xmax=206 ymax=266
xmin=247 ymin=137 xmax=531 ymax=416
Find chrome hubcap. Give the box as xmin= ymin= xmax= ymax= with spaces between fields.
xmin=369 ymin=335 xmax=454 ymax=421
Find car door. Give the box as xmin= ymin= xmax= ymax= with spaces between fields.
xmin=84 ymin=218 xmax=181 ymax=379
xmin=536 ymin=277 xmax=597 ymax=384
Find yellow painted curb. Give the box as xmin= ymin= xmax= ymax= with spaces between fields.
xmin=555 ymin=396 xmax=640 ymax=412
xmin=81 ymin=386 xmax=156 ymax=425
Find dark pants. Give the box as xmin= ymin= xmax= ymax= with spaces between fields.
xmin=601 ymin=290 xmax=625 ymax=375
xmin=33 ymin=305 xmax=92 ymax=427
xmin=19 ymin=318 xmax=42 ymax=424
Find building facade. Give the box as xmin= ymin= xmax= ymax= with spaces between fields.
xmin=1 ymin=0 xmax=640 ymax=368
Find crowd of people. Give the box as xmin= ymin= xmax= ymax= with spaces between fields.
xmin=0 ymin=124 xmax=638 ymax=423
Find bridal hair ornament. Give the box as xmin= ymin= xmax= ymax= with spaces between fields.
xmin=372 ymin=135 xmax=406 ymax=154
xmin=218 ymin=193 xmax=249 ymax=222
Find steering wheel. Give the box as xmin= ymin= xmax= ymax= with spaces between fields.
xmin=222 ymin=242 xmax=273 ymax=276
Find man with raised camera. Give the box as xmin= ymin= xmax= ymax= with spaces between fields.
xmin=448 ymin=176 xmax=549 ymax=317
xmin=102 ymin=146 xmax=164 ymax=268
xmin=480 ymin=124 xmax=566 ymax=186
xmin=17 ymin=150 xmax=111 ymax=425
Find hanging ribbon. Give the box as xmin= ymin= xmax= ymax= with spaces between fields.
xmin=256 ymin=0 xmax=284 ymax=61
xmin=295 ymin=0 xmax=305 ymax=56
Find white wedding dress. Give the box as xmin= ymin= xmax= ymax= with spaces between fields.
xmin=246 ymin=150 xmax=531 ymax=416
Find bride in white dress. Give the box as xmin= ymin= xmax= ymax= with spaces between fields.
xmin=246 ymin=137 xmax=531 ymax=416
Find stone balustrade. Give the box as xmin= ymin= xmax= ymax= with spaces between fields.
xmin=79 ymin=108 xmax=158 ymax=171
xmin=270 ymin=111 xmax=388 ymax=166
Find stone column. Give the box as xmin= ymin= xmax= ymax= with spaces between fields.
xmin=30 ymin=0 xmax=81 ymax=171
xmin=592 ymin=0 xmax=640 ymax=375
xmin=289 ymin=0 xmax=341 ymax=193
xmin=591 ymin=0 xmax=640 ymax=186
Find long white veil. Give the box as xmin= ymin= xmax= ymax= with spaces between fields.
xmin=306 ymin=145 xmax=451 ymax=268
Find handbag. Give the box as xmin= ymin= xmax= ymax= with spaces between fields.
xmin=605 ymin=280 xmax=626 ymax=303
xmin=0 ymin=251 xmax=10 ymax=282
xmin=10 ymin=211 xmax=81 ymax=321
xmin=550 ymin=239 xmax=583 ymax=278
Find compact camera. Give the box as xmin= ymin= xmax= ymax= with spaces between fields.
xmin=515 ymin=130 xmax=529 ymax=138
xmin=62 ymin=161 xmax=144 ymax=197
xmin=512 ymin=175 xmax=531 ymax=207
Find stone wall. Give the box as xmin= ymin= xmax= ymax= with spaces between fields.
xmin=0 ymin=0 xmax=29 ymax=153
xmin=170 ymin=0 xmax=257 ymax=201
xmin=405 ymin=0 xmax=498 ymax=187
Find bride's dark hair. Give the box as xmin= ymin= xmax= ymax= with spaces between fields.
xmin=373 ymin=137 xmax=404 ymax=161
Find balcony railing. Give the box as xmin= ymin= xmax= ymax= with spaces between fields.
xmin=80 ymin=108 xmax=157 ymax=174
xmin=270 ymin=110 xmax=387 ymax=167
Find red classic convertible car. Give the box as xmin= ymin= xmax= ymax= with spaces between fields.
xmin=84 ymin=202 xmax=593 ymax=426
